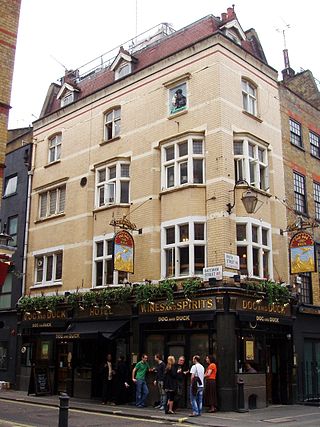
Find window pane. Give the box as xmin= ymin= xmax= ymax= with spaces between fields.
xmin=40 ymin=193 xmax=47 ymax=217
xmin=36 ymin=257 xmax=44 ymax=282
xmin=166 ymin=227 xmax=175 ymax=244
xmin=96 ymin=261 xmax=103 ymax=286
xmin=234 ymin=142 xmax=243 ymax=155
xmin=96 ymin=242 xmax=103 ymax=257
xmin=98 ymin=186 xmax=105 ymax=206
xmin=165 ymin=146 xmax=174 ymax=161
xmin=114 ymin=118 xmax=121 ymax=136
xmin=193 ymin=140 xmax=203 ymax=154
xmin=194 ymin=246 xmax=205 ymax=274
xmin=180 ymin=162 xmax=188 ymax=184
xmin=56 ymin=253 xmax=63 ymax=280
xmin=109 ymin=166 xmax=116 ymax=179
xmin=194 ymin=223 xmax=204 ymax=240
xmin=4 ymin=176 xmax=17 ymax=196
xmin=263 ymin=250 xmax=269 ymax=278
xmin=8 ymin=216 xmax=18 ymax=246
xmin=249 ymin=144 xmax=254 ymax=158
xmin=262 ymin=229 xmax=268 ymax=246
xmin=106 ymin=259 xmax=113 ymax=285
xmin=253 ymin=248 xmax=259 ymax=276
xmin=106 ymin=183 xmax=115 ymax=203
xmin=120 ymin=181 xmax=129 ymax=203
xmin=237 ymin=247 xmax=247 ymax=275
xmin=121 ymin=164 xmax=130 ymax=177
xmin=167 ymin=166 xmax=174 ymax=188
xmin=193 ymin=159 xmax=203 ymax=183
xmin=0 ymin=342 xmax=8 ymax=370
xmin=49 ymin=190 xmax=57 ymax=215
xmin=179 ymin=142 xmax=188 ymax=157
xmin=179 ymin=224 xmax=189 ymax=242
xmin=252 ymin=225 xmax=258 ymax=243
xmin=166 ymin=248 xmax=175 ymax=277
xmin=98 ymin=169 xmax=106 ymax=183
xmin=237 ymin=224 xmax=246 ymax=241
xmin=59 ymin=187 xmax=66 ymax=212
xmin=179 ymin=247 xmax=189 ymax=275
xmin=107 ymin=240 xmax=113 ymax=255
xmin=46 ymin=255 xmax=53 ymax=281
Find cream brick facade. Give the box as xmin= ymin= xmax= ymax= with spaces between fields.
xmin=26 ymin=31 xmax=289 ymax=296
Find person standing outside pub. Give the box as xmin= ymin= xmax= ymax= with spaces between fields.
xmin=101 ymin=354 xmax=115 ymax=405
xmin=132 ymin=354 xmax=151 ymax=408
xmin=204 ymin=355 xmax=217 ymax=413
xmin=153 ymin=353 xmax=166 ymax=410
xmin=175 ymin=355 xmax=189 ymax=410
xmin=189 ymin=355 xmax=204 ymax=417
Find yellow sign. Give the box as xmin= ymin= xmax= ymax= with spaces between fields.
xmin=139 ymin=298 xmax=214 ymax=314
xmin=114 ymin=230 xmax=134 ymax=273
xmin=245 ymin=340 xmax=254 ymax=361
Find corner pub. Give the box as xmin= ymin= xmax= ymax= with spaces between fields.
xmin=17 ymin=286 xmax=293 ymax=411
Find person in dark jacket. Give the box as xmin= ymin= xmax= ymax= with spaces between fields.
xmin=101 ymin=354 xmax=115 ymax=404
xmin=175 ymin=355 xmax=189 ymax=409
xmin=163 ymin=355 xmax=178 ymax=414
xmin=153 ymin=353 xmax=166 ymax=409
xmin=113 ymin=355 xmax=130 ymax=405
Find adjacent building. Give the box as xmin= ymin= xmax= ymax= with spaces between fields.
xmin=279 ymin=64 xmax=320 ymax=403
xmin=16 ymin=7 xmax=298 ymax=410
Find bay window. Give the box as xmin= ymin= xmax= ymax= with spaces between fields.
xmin=236 ymin=218 xmax=272 ymax=279
xmin=161 ymin=134 xmax=204 ymax=190
xmin=162 ymin=217 xmax=206 ymax=278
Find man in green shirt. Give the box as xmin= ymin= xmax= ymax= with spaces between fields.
xmin=132 ymin=354 xmax=151 ymax=407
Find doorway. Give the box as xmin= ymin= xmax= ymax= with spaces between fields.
xmin=303 ymin=339 xmax=320 ymax=401
xmin=56 ymin=341 xmax=73 ymax=395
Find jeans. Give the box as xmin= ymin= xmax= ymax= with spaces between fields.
xmin=157 ymin=380 xmax=166 ymax=407
xmin=190 ymin=386 xmax=203 ymax=416
xmin=136 ymin=379 xmax=149 ymax=407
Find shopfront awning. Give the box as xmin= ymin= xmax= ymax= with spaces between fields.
xmin=66 ymin=319 xmax=128 ymax=339
xmin=40 ymin=319 xmax=128 ymax=339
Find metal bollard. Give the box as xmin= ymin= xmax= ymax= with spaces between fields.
xmin=236 ymin=378 xmax=247 ymax=413
xmin=58 ymin=393 xmax=69 ymax=427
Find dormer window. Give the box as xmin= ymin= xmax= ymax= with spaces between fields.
xmin=115 ymin=62 xmax=132 ymax=80
xmin=61 ymin=91 xmax=74 ymax=107
xmin=111 ymin=47 xmax=135 ymax=81
xmin=57 ymin=82 xmax=79 ymax=108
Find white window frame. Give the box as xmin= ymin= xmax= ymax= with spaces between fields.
xmin=61 ymin=91 xmax=74 ymax=107
xmin=104 ymin=107 xmax=121 ymax=141
xmin=39 ymin=185 xmax=66 ymax=219
xmin=161 ymin=134 xmax=205 ymax=190
xmin=34 ymin=250 xmax=63 ymax=286
xmin=236 ymin=217 xmax=273 ymax=280
xmin=48 ymin=134 xmax=62 ymax=163
xmin=95 ymin=161 xmax=130 ymax=208
xmin=4 ymin=175 xmax=17 ymax=197
xmin=242 ymin=79 xmax=257 ymax=116
xmin=161 ymin=216 xmax=206 ymax=279
xmin=93 ymin=233 xmax=128 ymax=287
xmin=233 ymin=137 xmax=269 ymax=191
xmin=115 ymin=62 xmax=132 ymax=80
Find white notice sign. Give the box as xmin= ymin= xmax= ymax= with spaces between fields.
xmin=224 ymin=253 xmax=240 ymax=270
xmin=203 ymin=266 xmax=223 ymax=281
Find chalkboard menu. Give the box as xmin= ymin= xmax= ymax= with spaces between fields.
xmin=28 ymin=366 xmax=51 ymax=396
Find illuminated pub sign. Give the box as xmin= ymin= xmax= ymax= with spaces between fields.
xmin=114 ymin=230 xmax=134 ymax=273
xmin=289 ymin=231 xmax=316 ymax=274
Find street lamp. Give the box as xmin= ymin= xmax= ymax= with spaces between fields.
xmin=227 ymin=180 xmax=259 ymax=215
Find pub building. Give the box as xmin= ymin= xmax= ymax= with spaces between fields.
xmin=17 ymin=285 xmax=294 ymax=410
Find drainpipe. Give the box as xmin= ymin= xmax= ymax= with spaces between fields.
xmin=21 ymin=141 xmax=36 ymax=297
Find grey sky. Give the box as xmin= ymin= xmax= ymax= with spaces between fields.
xmin=9 ymin=0 xmax=319 ymax=128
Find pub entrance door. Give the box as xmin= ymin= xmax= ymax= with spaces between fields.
xmin=57 ymin=341 xmax=73 ymax=395
xmin=303 ymin=339 xmax=320 ymax=401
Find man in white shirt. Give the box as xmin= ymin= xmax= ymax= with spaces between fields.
xmin=189 ymin=355 xmax=204 ymax=417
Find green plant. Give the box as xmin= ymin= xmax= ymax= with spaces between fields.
xmin=134 ymin=280 xmax=175 ymax=305
xmin=241 ymin=280 xmax=291 ymax=305
xmin=182 ymin=278 xmax=201 ymax=300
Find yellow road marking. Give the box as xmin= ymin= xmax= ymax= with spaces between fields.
xmin=0 ymin=419 xmax=35 ymax=427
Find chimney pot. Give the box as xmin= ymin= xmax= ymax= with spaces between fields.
xmin=227 ymin=7 xmax=235 ymax=18
xmin=221 ymin=12 xmax=227 ymax=20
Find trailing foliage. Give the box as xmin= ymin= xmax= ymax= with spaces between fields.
xmin=182 ymin=278 xmax=202 ymax=300
xmin=242 ymin=280 xmax=290 ymax=305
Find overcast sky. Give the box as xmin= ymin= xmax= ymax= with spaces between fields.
xmin=9 ymin=0 xmax=320 ymax=129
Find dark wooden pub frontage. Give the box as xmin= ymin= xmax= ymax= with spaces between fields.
xmin=17 ymin=286 xmax=294 ymax=411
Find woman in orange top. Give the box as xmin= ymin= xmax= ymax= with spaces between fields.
xmin=204 ymin=355 xmax=217 ymax=413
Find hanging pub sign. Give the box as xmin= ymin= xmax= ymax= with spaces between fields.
xmin=114 ymin=230 xmax=134 ymax=273
xmin=289 ymin=231 xmax=316 ymax=274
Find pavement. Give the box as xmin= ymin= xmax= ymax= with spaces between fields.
xmin=0 ymin=389 xmax=320 ymax=426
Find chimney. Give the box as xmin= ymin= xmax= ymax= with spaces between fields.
xmin=227 ymin=6 xmax=235 ymax=19
xmin=221 ymin=12 xmax=227 ymax=21
xmin=62 ymin=69 xmax=79 ymax=85
xmin=281 ymin=48 xmax=295 ymax=81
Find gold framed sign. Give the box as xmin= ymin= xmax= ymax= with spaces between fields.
xmin=114 ymin=230 xmax=134 ymax=273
